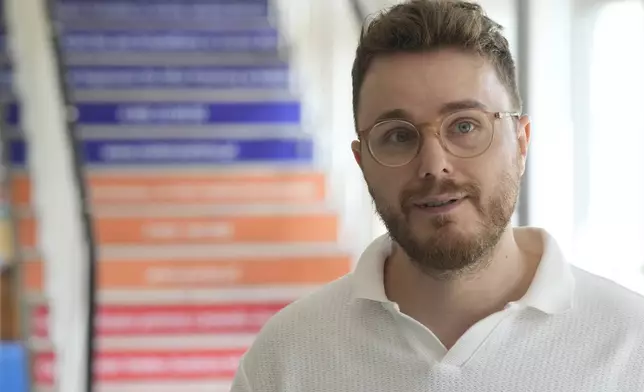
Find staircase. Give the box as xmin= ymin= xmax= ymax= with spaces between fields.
xmin=8 ymin=0 xmax=353 ymax=390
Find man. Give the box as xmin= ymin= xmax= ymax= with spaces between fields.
xmin=231 ymin=1 xmax=644 ymax=390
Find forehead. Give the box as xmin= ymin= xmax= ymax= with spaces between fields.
xmin=357 ymin=49 xmax=511 ymax=128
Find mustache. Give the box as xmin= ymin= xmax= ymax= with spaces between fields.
xmin=400 ymin=178 xmax=481 ymax=204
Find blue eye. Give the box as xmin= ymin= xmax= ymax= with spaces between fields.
xmin=456 ymin=121 xmax=475 ymax=134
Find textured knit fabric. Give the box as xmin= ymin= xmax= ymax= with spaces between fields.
xmin=230 ymin=228 xmax=644 ymax=392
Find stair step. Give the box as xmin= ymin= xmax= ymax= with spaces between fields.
xmin=36 ymin=382 xmax=232 ymax=392
xmin=33 ymin=348 xmax=243 ymax=385
xmin=21 ymin=242 xmax=352 ymax=260
xmin=19 ymin=207 xmax=341 ymax=249
xmin=49 ymin=126 xmax=310 ymax=140
xmin=7 ymin=101 xmax=302 ymax=126
xmin=63 ymin=51 xmax=289 ymax=66
xmin=69 ymin=90 xmax=303 ymax=103
xmin=11 ymin=170 xmax=328 ymax=207
xmin=30 ymin=335 xmax=258 ymax=351
xmin=56 ymin=0 xmax=270 ymax=23
xmin=60 ymin=29 xmax=280 ymax=54
xmin=6 ymin=123 xmax=309 ymax=139
xmin=9 ymin=137 xmax=315 ymax=167
xmin=31 ymin=302 xmax=289 ymax=339
xmin=2 ymin=90 xmax=302 ymax=102
xmin=57 ymin=17 xmax=276 ymax=32
xmin=23 ymin=251 xmax=350 ymax=293
xmin=25 ymin=285 xmax=322 ymax=305
xmin=1 ymin=64 xmax=293 ymax=91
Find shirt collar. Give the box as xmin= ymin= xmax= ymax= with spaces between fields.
xmin=350 ymin=228 xmax=575 ymax=314
xmin=351 ymin=234 xmax=394 ymax=303
xmin=516 ymin=228 xmax=576 ymax=314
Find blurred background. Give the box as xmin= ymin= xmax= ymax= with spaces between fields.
xmin=0 ymin=0 xmax=643 ymax=391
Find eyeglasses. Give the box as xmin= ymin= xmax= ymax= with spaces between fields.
xmin=358 ymin=109 xmax=521 ymax=167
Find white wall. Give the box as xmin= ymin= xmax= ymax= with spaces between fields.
xmin=572 ymin=0 xmax=644 ymax=293
xmin=523 ymin=0 xmax=575 ymax=256
xmin=274 ymin=0 xmax=372 ymax=261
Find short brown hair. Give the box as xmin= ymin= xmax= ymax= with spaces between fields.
xmin=352 ymin=0 xmax=521 ymax=129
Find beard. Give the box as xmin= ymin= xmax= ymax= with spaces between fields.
xmin=369 ymin=163 xmax=521 ymax=280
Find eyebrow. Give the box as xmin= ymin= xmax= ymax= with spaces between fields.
xmin=372 ymin=99 xmax=490 ymax=124
xmin=438 ymin=99 xmax=489 ymax=115
xmin=374 ymin=108 xmax=412 ymax=123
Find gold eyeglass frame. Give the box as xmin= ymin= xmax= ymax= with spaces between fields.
xmin=357 ymin=110 xmax=521 ymax=167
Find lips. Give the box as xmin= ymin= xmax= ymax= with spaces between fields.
xmin=415 ymin=198 xmax=461 ymax=208
xmin=413 ymin=194 xmax=465 ymax=208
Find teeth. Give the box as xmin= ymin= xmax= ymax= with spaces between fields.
xmin=422 ymin=200 xmax=453 ymax=208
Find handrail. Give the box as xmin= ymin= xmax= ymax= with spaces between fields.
xmin=43 ymin=2 xmax=99 ymax=392
xmin=348 ymin=0 xmax=368 ymax=30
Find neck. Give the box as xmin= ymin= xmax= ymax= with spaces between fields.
xmin=384 ymin=227 xmax=540 ymax=348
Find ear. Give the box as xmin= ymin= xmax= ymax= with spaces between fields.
xmin=517 ymin=115 xmax=531 ymax=175
xmin=351 ymin=140 xmax=362 ymax=167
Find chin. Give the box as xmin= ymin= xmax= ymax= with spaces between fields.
xmin=422 ymin=222 xmax=474 ymax=243
xmin=414 ymin=217 xmax=489 ymax=250
xmin=414 ymin=211 xmax=478 ymax=234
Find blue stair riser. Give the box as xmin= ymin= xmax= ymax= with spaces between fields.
xmin=5 ymin=102 xmax=301 ymax=126
xmin=57 ymin=0 xmax=270 ymax=21
xmin=9 ymin=138 xmax=314 ymax=166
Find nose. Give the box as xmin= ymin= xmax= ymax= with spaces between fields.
xmin=416 ymin=133 xmax=452 ymax=179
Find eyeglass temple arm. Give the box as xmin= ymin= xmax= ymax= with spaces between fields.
xmin=496 ymin=112 xmax=522 ymax=119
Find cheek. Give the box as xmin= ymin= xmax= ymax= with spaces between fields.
xmin=496 ymin=129 xmax=522 ymax=165
xmin=464 ymin=155 xmax=518 ymax=202
xmin=363 ymin=163 xmax=410 ymax=202
xmin=478 ymin=133 xmax=519 ymax=176
xmin=458 ymin=157 xmax=503 ymax=195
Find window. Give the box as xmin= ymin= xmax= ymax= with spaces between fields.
xmin=575 ymin=0 xmax=644 ymax=294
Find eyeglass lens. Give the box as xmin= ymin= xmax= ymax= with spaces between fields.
xmin=367 ymin=109 xmax=495 ymax=166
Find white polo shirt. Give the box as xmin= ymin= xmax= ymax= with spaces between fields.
xmin=231 ymin=228 xmax=644 ymax=391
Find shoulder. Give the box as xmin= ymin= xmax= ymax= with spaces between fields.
xmin=569 ymin=268 xmax=644 ymax=382
xmin=240 ymin=275 xmax=356 ymax=356
xmin=250 ymin=275 xmax=355 ymax=347
xmin=571 ymin=266 xmax=644 ymax=330
xmin=234 ymin=276 xmax=361 ymax=389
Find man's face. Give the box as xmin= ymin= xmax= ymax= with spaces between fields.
xmin=353 ymin=49 xmax=530 ymax=277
